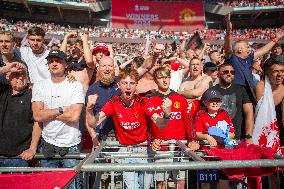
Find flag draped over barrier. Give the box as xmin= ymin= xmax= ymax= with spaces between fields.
xmin=0 ymin=170 xmax=77 ymax=189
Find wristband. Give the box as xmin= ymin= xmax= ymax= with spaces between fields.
xmin=245 ymin=134 xmax=252 ymax=139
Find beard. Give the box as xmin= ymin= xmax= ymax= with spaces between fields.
xmin=219 ymin=76 xmax=232 ymax=86
xmin=99 ymin=71 xmax=115 ymax=86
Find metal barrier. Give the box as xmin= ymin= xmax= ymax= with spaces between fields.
xmin=1 ymin=140 xmax=284 ymax=189
xmin=79 ymin=139 xmax=284 ymax=189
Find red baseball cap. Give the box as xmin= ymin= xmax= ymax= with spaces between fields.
xmin=92 ymin=43 xmax=110 ymax=56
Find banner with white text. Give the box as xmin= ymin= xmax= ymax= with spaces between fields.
xmin=111 ymin=0 xmax=205 ymax=31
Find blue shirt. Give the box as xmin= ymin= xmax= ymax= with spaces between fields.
xmin=86 ymin=77 xmax=121 ymax=140
xmin=230 ymin=53 xmax=255 ymax=87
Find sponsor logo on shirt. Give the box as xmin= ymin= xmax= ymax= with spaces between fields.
xmin=148 ymin=106 xmax=162 ymax=112
xmin=170 ymin=111 xmax=182 ymax=120
xmin=121 ymin=122 xmax=140 ymax=130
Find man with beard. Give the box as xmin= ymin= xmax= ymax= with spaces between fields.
xmin=211 ymin=62 xmax=254 ymax=142
xmin=85 ymin=56 xmax=121 ymax=143
xmin=60 ymin=32 xmax=95 ymax=93
xmin=14 ymin=27 xmax=50 ymax=83
xmin=86 ymin=68 xmax=171 ymax=189
xmin=178 ymin=58 xmax=212 ymax=118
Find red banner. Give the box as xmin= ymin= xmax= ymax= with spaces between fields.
xmin=0 ymin=170 xmax=77 ymax=189
xmin=112 ymin=0 xmax=205 ymax=31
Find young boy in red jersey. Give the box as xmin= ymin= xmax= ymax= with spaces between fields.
xmin=146 ymin=67 xmax=199 ymax=189
xmin=86 ymin=68 xmax=171 ymax=189
xmin=195 ymin=88 xmax=235 ymax=147
xmin=195 ymin=89 xmax=236 ymax=189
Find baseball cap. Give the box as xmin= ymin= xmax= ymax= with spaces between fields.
xmin=46 ymin=50 xmax=67 ymax=61
xmin=92 ymin=43 xmax=110 ymax=55
xmin=202 ymin=88 xmax=222 ymax=102
xmin=203 ymin=62 xmax=218 ymax=73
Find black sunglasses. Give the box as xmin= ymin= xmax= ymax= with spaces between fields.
xmin=222 ymin=70 xmax=235 ymax=75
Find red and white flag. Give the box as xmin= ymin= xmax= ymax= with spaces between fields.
xmin=252 ymin=77 xmax=281 ymax=155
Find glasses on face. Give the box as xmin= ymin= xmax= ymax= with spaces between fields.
xmin=222 ymin=70 xmax=235 ymax=75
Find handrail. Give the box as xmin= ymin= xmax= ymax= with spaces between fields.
xmin=81 ymin=159 xmax=284 ymax=172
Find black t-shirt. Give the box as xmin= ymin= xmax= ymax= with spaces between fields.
xmin=212 ymin=84 xmax=251 ymax=140
xmin=0 ymin=85 xmax=34 ymax=156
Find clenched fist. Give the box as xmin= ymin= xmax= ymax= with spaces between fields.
xmin=152 ymin=139 xmax=162 ymax=151
xmin=87 ymin=94 xmax=98 ymax=110
xmin=161 ymin=98 xmax=172 ymax=118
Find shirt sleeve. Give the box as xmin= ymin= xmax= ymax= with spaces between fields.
xmin=240 ymin=86 xmax=252 ymax=104
xmin=195 ymin=111 xmax=205 ymax=133
xmin=181 ymin=96 xmax=196 ymax=140
xmin=71 ymin=82 xmax=85 ymax=104
xmin=85 ymin=84 xmax=94 ymax=104
xmin=248 ymin=53 xmax=254 ymax=66
xmin=31 ymin=82 xmax=43 ymax=102
xmin=101 ymin=100 xmax=114 ymax=117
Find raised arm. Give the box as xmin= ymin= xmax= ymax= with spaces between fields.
xmin=85 ymin=94 xmax=107 ymax=128
xmin=179 ymin=34 xmax=190 ymax=52
xmin=0 ymin=62 xmax=26 ymax=75
xmin=167 ymin=56 xmax=189 ymax=68
xmin=254 ymin=32 xmax=284 ymax=60
xmin=224 ymin=13 xmax=233 ymax=58
xmin=81 ymin=33 xmax=95 ymax=69
xmin=119 ymin=57 xmax=133 ymax=70
xmin=137 ymin=56 xmax=154 ymax=77
xmin=60 ymin=31 xmax=78 ymax=53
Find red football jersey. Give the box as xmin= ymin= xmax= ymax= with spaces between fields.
xmin=195 ymin=109 xmax=234 ymax=134
xmin=146 ymin=91 xmax=195 ymax=140
xmin=101 ymin=95 xmax=149 ymax=145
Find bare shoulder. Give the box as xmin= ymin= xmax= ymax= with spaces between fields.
xmin=201 ymin=75 xmax=212 ymax=82
xmin=195 ymin=75 xmax=212 ymax=88
xmin=180 ymin=80 xmax=194 ymax=90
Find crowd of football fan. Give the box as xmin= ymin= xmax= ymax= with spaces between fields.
xmin=1 ymin=19 xmax=284 ymax=42
xmin=0 ymin=12 xmax=284 ymax=189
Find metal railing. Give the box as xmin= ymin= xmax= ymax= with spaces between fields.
xmin=1 ymin=139 xmax=284 ymax=189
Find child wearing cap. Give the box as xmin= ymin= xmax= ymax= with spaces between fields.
xmin=195 ymin=88 xmax=235 ymax=147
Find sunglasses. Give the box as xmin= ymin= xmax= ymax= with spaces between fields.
xmin=222 ymin=70 xmax=235 ymax=75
